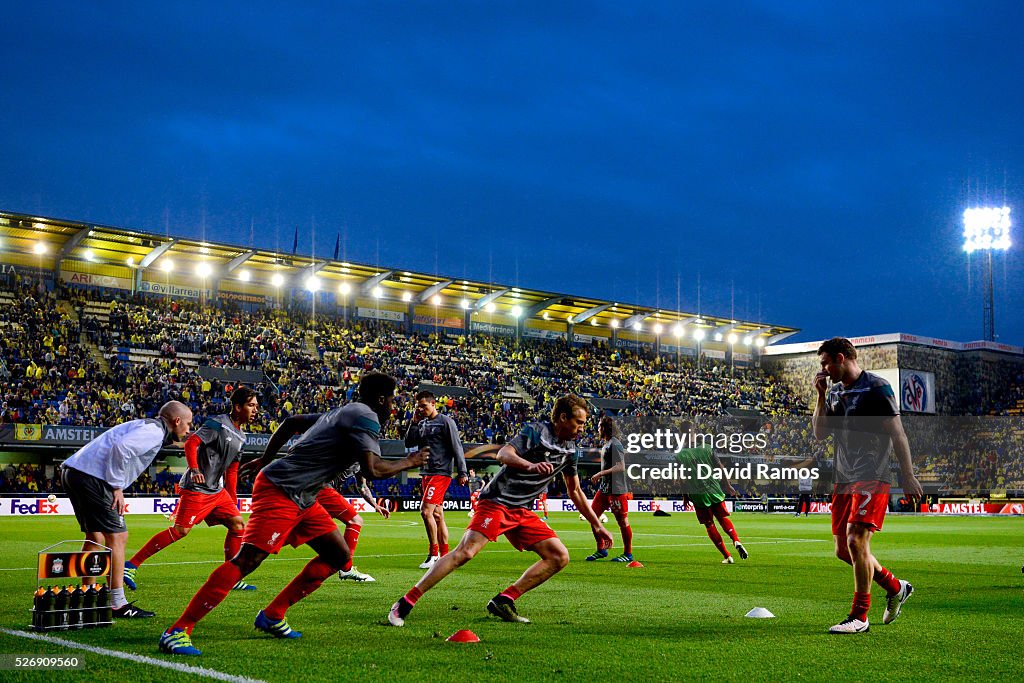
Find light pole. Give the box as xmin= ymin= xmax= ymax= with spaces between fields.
xmin=963 ymin=207 xmax=1011 ymax=341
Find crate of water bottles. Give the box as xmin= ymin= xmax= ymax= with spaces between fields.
xmin=30 ymin=540 xmax=113 ymax=631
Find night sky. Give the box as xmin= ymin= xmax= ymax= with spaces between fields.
xmin=2 ymin=2 xmax=1022 ymax=344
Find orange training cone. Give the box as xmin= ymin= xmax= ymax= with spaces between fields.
xmin=447 ymin=630 xmax=481 ymax=643
xmin=627 ymin=560 xmax=644 ymax=568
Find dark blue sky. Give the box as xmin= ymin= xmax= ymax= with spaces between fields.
xmin=2 ymin=2 xmax=1022 ymax=343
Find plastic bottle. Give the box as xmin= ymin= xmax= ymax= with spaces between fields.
xmin=82 ymin=584 xmax=97 ymax=627
xmin=54 ymin=586 xmax=70 ymax=630
xmin=32 ymin=587 xmax=46 ymax=630
xmin=69 ymin=585 xmax=84 ymax=629
xmin=97 ymin=584 xmax=111 ymax=625
xmin=41 ymin=586 xmax=56 ymax=630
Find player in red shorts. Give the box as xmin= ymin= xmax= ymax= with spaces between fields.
xmin=814 ymin=337 xmax=923 ymax=634
xmin=586 ymin=416 xmax=636 ymax=562
xmin=404 ymin=390 xmax=468 ymax=568
xmin=316 ymin=471 xmax=390 ymax=582
xmin=125 ymin=387 xmax=260 ymax=592
xmin=675 ymin=421 xmax=749 ymax=564
xmin=388 ymin=395 xmax=613 ymax=626
xmin=158 ymin=372 xmax=426 ymax=656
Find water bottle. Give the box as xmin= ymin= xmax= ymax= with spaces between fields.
xmin=97 ymin=584 xmax=111 ymax=625
xmin=54 ymin=586 xmax=70 ymax=630
xmin=82 ymin=584 xmax=97 ymax=627
xmin=32 ymin=587 xmax=45 ymax=630
xmin=69 ymin=585 xmax=84 ymax=629
xmin=42 ymin=587 xmax=56 ymax=630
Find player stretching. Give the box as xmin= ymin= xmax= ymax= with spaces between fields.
xmin=404 ymin=390 xmax=468 ymax=569
xmin=126 ymin=387 xmax=259 ymax=592
xmin=814 ymin=337 xmax=922 ymax=634
xmin=676 ymin=422 xmax=748 ymax=564
xmin=259 ymin=412 xmax=392 ymax=583
xmin=586 ymin=417 xmax=635 ymax=563
xmin=159 ymin=373 xmax=425 ymax=655
xmin=388 ymin=395 xmax=613 ymax=626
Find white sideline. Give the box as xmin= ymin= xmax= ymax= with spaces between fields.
xmin=0 ymin=627 xmax=266 ymax=683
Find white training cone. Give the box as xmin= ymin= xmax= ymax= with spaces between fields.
xmin=745 ymin=607 xmax=775 ymax=618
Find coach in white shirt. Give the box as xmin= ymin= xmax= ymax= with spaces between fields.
xmin=61 ymin=400 xmax=192 ymax=619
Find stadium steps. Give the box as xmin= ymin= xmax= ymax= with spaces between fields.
xmin=85 ymin=339 xmax=111 ymax=373
xmin=509 ymin=382 xmax=534 ymax=402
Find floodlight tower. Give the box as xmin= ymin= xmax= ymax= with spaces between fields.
xmin=963 ymin=207 xmax=1012 ymax=341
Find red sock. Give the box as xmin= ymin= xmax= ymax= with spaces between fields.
xmin=501 ymin=585 xmax=523 ymax=601
xmin=429 ymin=544 xmax=439 ymax=557
xmin=171 ymin=561 xmax=242 ymax=634
xmin=440 ymin=543 xmax=449 ymax=556
xmin=223 ymin=530 xmax=242 ymax=562
xmin=719 ymin=517 xmax=740 ymax=544
xmin=850 ymin=591 xmax=871 ymax=621
xmin=263 ymin=557 xmax=336 ymax=621
xmin=404 ymin=585 xmax=424 ymax=606
xmin=706 ymin=525 xmax=730 ymax=558
xmin=130 ymin=527 xmax=180 ymax=567
xmin=874 ymin=566 xmax=901 ymax=594
xmin=621 ymin=524 xmax=633 ymax=554
xmin=342 ymin=524 xmax=361 ymax=572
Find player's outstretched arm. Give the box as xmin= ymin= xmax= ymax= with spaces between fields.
xmin=357 ymin=475 xmax=389 ymax=518
xmin=713 ymin=453 xmax=739 ymax=497
xmin=496 ymin=444 xmax=550 ymax=473
xmin=360 ymin=448 xmax=428 ymax=479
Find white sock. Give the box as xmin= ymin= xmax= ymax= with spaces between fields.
xmin=111 ymin=587 xmax=127 ymax=609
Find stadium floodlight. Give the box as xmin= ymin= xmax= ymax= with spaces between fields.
xmin=743 ymin=335 xmax=752 ymax=345
xmin=963 ymin=206 xmax=1012 ymax=341
xmin=485 ymin=302 xmax=496 ymax=313
xmin=238 ymin=269 xmax=250 ymax=282
xmin=305 ymin=275 xmax=321 ymax=292
xmin=83 ymin=249 xmax=95 ymax=262
xmin=511 ymin=305 xmax=522 ymax=318
xmin=338 ymin=282 xmax=351 ymax=296
xmin=714 ymin=332 xmax=723 ymax=341
xmin=727 ymin=333 xmax=737 ymax=345
xmin=963 ymin=207 xmax=1011 ymax=253
xmin=693 ymin=328 xmax=706 ymax=341
xmin=33 ymin=242 xmax=47 ymax=255
xmin=590 ymin=318 xmax=598 ymax=326
xmin=542 ymin=311 xmax=550 ymax=320
xmin=431 ymin=294 xmax=442 ymax=306
xmin=460 ymin=298 xmax=470 ymax=310
xmin=161 ymin=259 xmax=174 ymax=273
xmin=195 ymin=262 xmax=212 ymax=278
xmin=673 ymin=324 xmax=684 ymax=338
xmin=653 ymin=323 xmax=664 ymax=335
xmin=755 ymin=337 xmax=766 ymax=347
xmin=126 ymin=256 xmax=135 ymax=267
xmin=401 ymin=291 xmax=412 ymax=302
xmin=372 ymin=286 xmax=383 ymax=298
xmin=271 ymin=273 xmax=284 ymax=287
xmin=610 ymin=318 xmax=619 ymax=329
xmin=632 ymin=322 xmax=642 ymax=331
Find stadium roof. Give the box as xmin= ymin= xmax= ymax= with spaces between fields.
xmin=0 ymin=209 xmax=799 ymax=344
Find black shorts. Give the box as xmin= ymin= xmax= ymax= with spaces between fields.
xmin=61 ymin=467 xmax=127 ymax=534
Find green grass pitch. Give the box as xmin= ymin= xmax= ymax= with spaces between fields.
xmin=0 ymin=512 xmax=1021 ymax=682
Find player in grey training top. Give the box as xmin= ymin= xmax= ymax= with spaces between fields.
xmin=62 ymin=400 xmax=193 ymax=619
xmin=160 ymin=372 xmax=426 ymax=656
xmin=813 ymin=337 xmax=922 ymax=634
xmin=586 ymin=416 xmax=636 ymax=563
xmin=389 ymin=395 xmax=613 ymax=627
xmin=125 ymin=387 xmax=260 ymax=592
xmin=405 ymin=390 xmax=468 ymax=568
